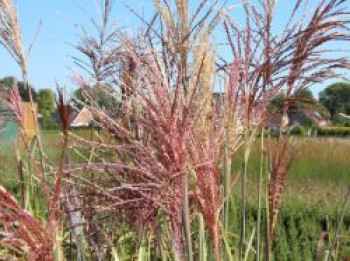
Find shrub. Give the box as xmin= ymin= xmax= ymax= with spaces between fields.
xmin=289 ymin=125 xmax=306 ymax=135
xmin=314 ymin=126 xmax=350 ymax=136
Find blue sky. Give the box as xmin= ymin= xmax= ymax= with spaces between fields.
xmin=0 ymin=0 xmax=151 ymax=94
xmin=0 ymin=0 xmax=348 ymax=97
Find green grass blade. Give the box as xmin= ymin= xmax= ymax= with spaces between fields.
xmin=256 ymin=130 xmax=264 ymax=261
xmin=111 ymin=246 xmax=120 ymax=261
xmin=244 ymin=228 xmax=256 ymax=261
xmin=183 ymin=175 xmax=193 ymax=261
xmin=222 ymin=233 xmax=234 ymax=261
xmin=199 ymin=214 xmax=207 ymax=261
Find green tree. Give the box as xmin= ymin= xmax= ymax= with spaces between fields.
xmin=319 ymin=82 xmax=350 ymax=124
xmin=37 ymin=89 xmax=55 ymax=117
xmin=294 ymin=88 xmax=314 ymax=100
xmin=287 ymin=88 xmax=315 ymax=112
xmin=0 ymin=76 xmax=37 ymax=102
xmin=268 ymin=89 xmax=315 ymax=112
xmin=72 ymin=84 xmax=118 ymax=110
xmin=37 ymin=89 xmax=56 ymax=129
xmin=269 ymin=88 xmax=329 ymax=114
xmin=292 ymin=89 xmax=330 ymax=119
xmin=268 ymin=93 xmax=286 ymax=113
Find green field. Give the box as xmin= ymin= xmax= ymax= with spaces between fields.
xmin=227 ymin=137 xmax=350 ymax=260
xmin=227 ymin=137 xmax=350 ymax=208
xmin=1 ymin=134 xmax=349 ymax=259
xmin=230 ymin=137 xmax=349 ymax=184
xmin=2 ymin=135 xmax=349 ymax=218
xmin=2 ymin=134 xmax=349 ymax=197
xmin=0 ymin=133 xmax=62 ymax=191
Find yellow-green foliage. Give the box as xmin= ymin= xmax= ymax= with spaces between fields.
xmin=315 ymin=126 xmax=350 ymax=136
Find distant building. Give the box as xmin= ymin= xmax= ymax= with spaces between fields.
xmin=265 ymin=110 xmax=330 ymax=129
xmin=0 ymin=84 xmax=39 ymax=139
xmin=70 ymin=106 xmax=94 ymax=127
xmin=0 ymin=105 xmax=17 ymax=141
xmin=289 ymin=111 xmax=329 ymax=127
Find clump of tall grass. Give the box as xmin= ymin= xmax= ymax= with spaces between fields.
xmin=0 ymin=0 xmax=66 ymax=259
xmin=223 ymin=0 xmax=350 ymax=259
xmin=69 ymin=0 xmax=350 ymax=260
xmin=0 ymin=0 xmax=350 ymax=260
xmin=0 ymin=0 xmax=25 ymax=66
xmin=69 ymin=1 xmax=238 ymax=259
xmin=0 ymin=185 xmax=53 ymax=259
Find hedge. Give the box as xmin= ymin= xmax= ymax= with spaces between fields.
xmin=314 ymin=126 xmax=350 ymax=136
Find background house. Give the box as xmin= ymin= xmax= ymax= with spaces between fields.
xmin=0 ymin=105 xmax=17 ymax=142
xmin=289 ymin=111 xmax=330 ymax=127
xmin=70 ymin=106 xmax=94 ymax=127
xmin=266 ymin=89 xmax=331 ymax=130
xmin=265 ymin=110 xmax=330 ymax=130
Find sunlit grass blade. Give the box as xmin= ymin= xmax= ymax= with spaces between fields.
xmin=244 ymin=228 xmax=256 ymax=261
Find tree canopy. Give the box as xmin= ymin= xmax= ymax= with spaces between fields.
xmin=269 ymin=89 xmax=315 ymax=111
xmin=0 ymin=77 xmax=59 ymax=128
xmin=319 ymin=82 xmax=350 ymax=118
xmin=72 ymin=84 xmax=119 ymax=111
xmin=268 ymin=89 xmax=329 ymax=115
xmin=0 ymin=76 xmax=37 ymax=102
xmin=37 ymin=89 xmax=55 ymax=118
